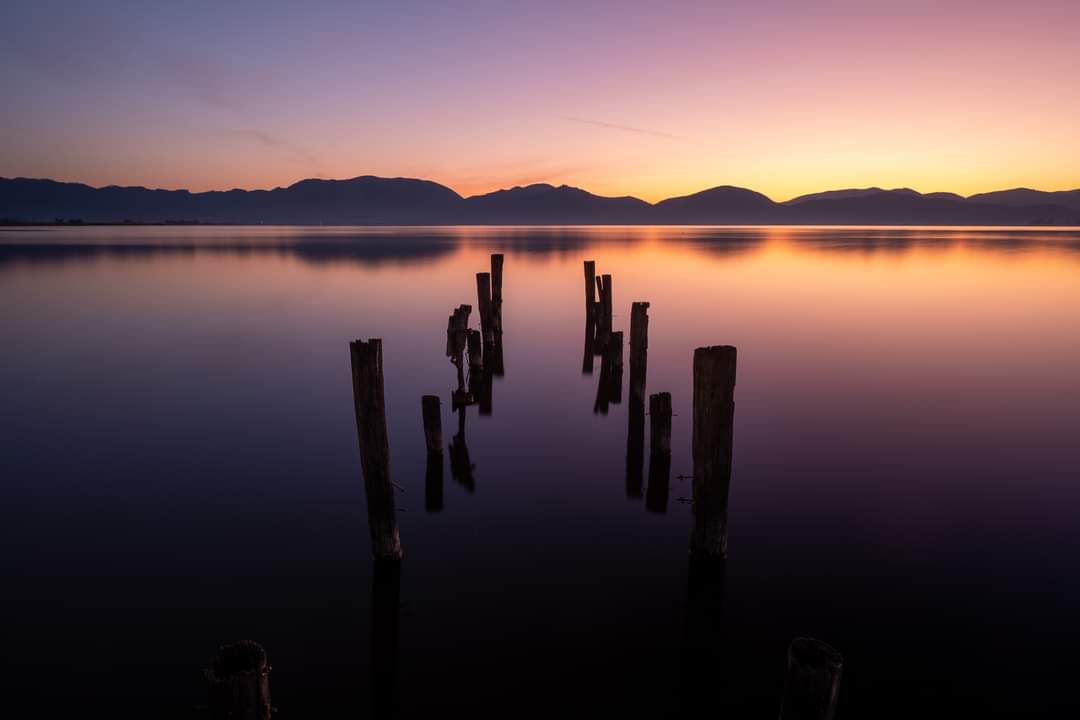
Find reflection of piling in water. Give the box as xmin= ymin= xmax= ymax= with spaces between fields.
xmin=646 ymin=392 xmax=672 ymax=513
xmin=625 ymin=302 xmax=650 ymax=498
xmin=206 ymin=640 xmax=272 ymax=720
xmin=593 ymin=330 xmax=623 ymax=414
xmin=582 ymin=314 xmax=596 ymax=375
xmin=425 ymin=453 xmax=444 ymax=512
xmin=476 ymin=272 xmax=495 ymax=345
xmin=449 ymin=403 xmax=475 ymax=492
xmin=690 ymin=345 xmax=736 ymax=559
xmin=350 ymin=338 xmax=403 ymax=562
xmin=680 ymin=556 xmax=727 ymax=714
xmin=491 ymin=253 xmax=504 ymax=335
xmin=371 ymin=560 xmax=401 ymax=719
xmin=779 ymin=638 xmax=843 ymax=720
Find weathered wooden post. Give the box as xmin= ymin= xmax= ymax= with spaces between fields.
xmin=649 ymin=392 xmax=672 ymax=455
xmin=371 ymin=560 xmax=401 ymax=719
xmin=595 ymin=274 xmax=613 ymax=342
xmin=476 ymin=272 xmax=494 ymax=345
xmin=690 ymin=345 xmax=736 ymax=559
xmin=421 ymin=395 xmax=442 ymax=455
xmin=206 ymin=640 xmax=272 ymax=720
xmin=349 ymin=338 xmax=403 ymax=562
xmin=584 ymin=260 xmax=597 ymax=319
xmin=466 ymin=329 xmax=483 ymax=371
xmin=491 ymin=253 xmax=504 ymax=333
xmin=779 ymin=638 xmax=843 ymax=720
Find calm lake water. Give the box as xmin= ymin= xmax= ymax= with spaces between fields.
xmin=2 ymin=225 xmax=1079 ymax=717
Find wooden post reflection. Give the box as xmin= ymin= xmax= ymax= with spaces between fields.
xmin=646 ymin=392 xmax=672 ymax=513
xmin=626 ymin=302 xmax=649 ymax=498
xmin=370 ymin=560 xmax=401 ymax=719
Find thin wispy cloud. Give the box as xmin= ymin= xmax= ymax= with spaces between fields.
xmin=559 ymin=115 xmax=690 ymax=143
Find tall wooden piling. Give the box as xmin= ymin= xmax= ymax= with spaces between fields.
xmin=421 ymin=395 xmax=442 ymax=454
xmin=779 ymin=638 xmax=843 ymax=720
xmin=350 ymin=338 xmax=403 ymax=562
xmin=491 ymin=253 xmax=504 ymax=333
xmin=476 ymin=272 xmax=494 ymax=344
xmin=206 ymin=640 xmax=272 ymax=720
xmin=584 ymin=260 xmax=597 ymax=319
xmin=649 ymin=392 xmax=672 ymax=455
xmin=629 ymin=302 xmax=650 ymax=405
xmin=595 ymin=274 xmax=613 ymax=340
xmin=690 ymin=346 xmax=736 ymax=559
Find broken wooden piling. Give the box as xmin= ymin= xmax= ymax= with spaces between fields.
xmin=779 ymin=638 xmax=843 ymax=720
xmin=491 ymin=253 xmax=504 ymax=333
xmin=476 ymin=272 xmax=494 ymax=345
xmin=421 ymin=395 xmax=442 ymax=454
xmin=690 ymin=345 xmax=736 ymax=559
xmin=584 ymin=260 xmax=597 ymax=319
xmin=595 ymin=273 xmax=613 ymax=341
xmin=349 ymin=338 xmax=403 ymax=562
xmin=206 ymin=640 xmax=272 ymax=720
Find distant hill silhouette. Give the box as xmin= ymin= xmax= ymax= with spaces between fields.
xmin=653 ymin=186 xmax=779 ymax=224
xmin=2 ymin=176 xmax=1079 ymax=226
xmin=463 ymin=183 xmax=651 ymax=224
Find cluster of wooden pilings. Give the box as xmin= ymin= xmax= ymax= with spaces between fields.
xmin=206 ymin=251 xmax=840 ymax=719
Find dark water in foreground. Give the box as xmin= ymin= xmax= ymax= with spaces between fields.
xmin=2 ymin=226 xmax=1079 ymax=717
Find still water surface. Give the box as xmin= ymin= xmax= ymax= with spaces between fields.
xmin=2 ymin=226 xmax=1079 ymax=717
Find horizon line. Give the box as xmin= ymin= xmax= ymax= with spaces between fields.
xmin=4 ymin=173 xmax=1080 ymax=206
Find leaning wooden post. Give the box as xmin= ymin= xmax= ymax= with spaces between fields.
xmin=206 ymin=640 xmax=272 ymax=720
xmin=584 ymin=260 xmax=597 ymax=319
xmin=466 ymin=329 xmax=484 ymax=370
xmin=349 ymin=338 xmax=403 ymax=562
xmin=779 ymin=638 xmax=843 ymax=720
xmin=690 ymin=345 xmax=736 ymax=559
xmin=476 ymin=272 xmax=494 ymax=345
xmin=491 ymin=253 xmax=504 ymax=333
xmin=421 ymin=395 xmax=442 ymax=455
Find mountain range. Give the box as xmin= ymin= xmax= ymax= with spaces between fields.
xmin=3 ymin=176 xmax=1079 ymax=226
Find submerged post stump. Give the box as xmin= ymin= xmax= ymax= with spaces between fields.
xmin=584 ymin=260 xmax=597 ymax=319
xmin=421 ymin=395 xmax=442 ymax=454
xmin=779 ymin=638 xmax=843 ymax=720
xmin=690 ymin=345 xmax=736 ymax=559
xmin=350 ymin=338 xmax=403 ymax=562
xmin=206 ymin=640 xmax=272 ymax=720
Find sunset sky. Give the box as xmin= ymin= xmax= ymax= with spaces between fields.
xmin=2 ymin=0 xmax=1079 ymax=202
